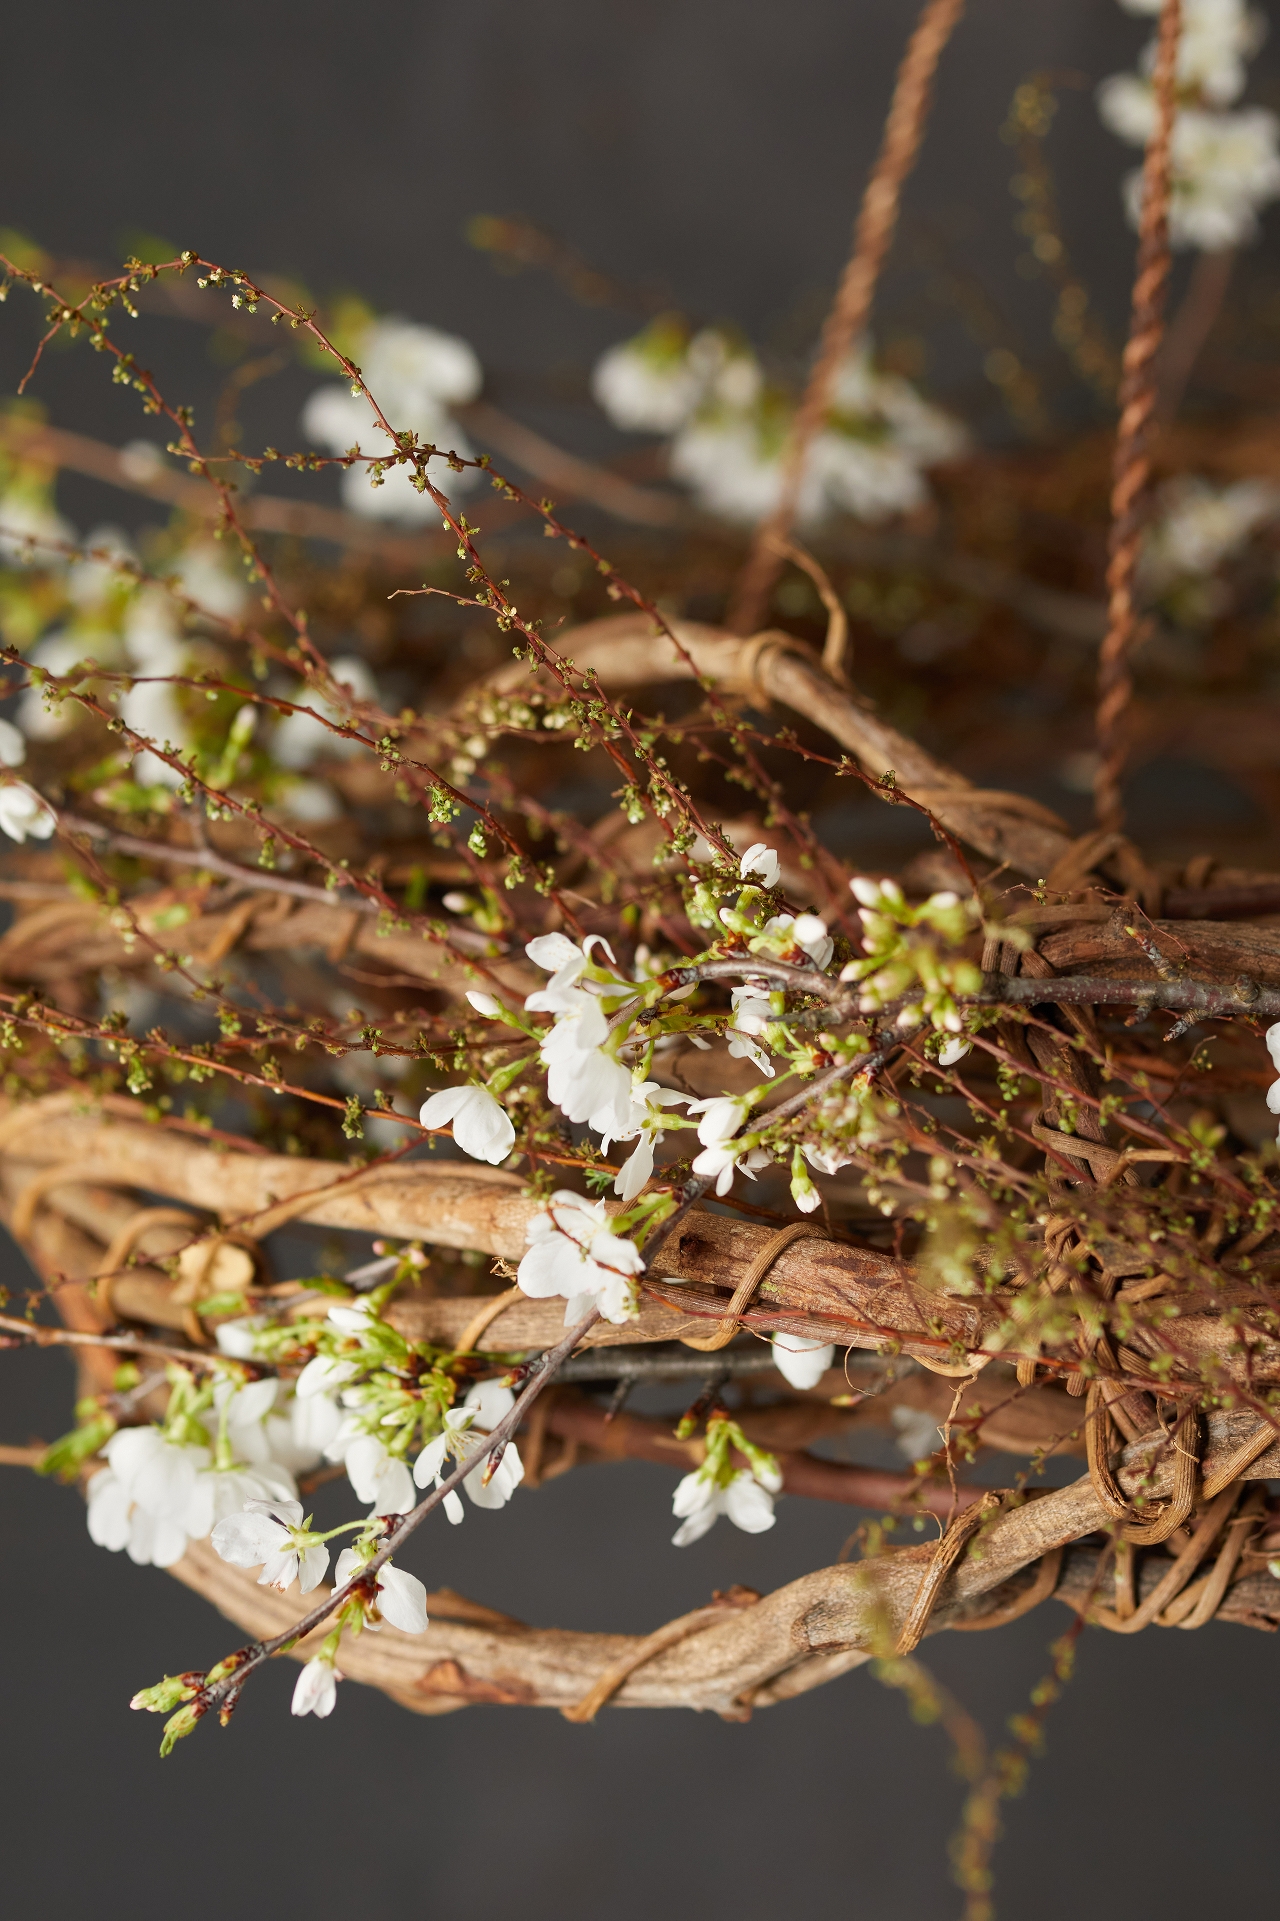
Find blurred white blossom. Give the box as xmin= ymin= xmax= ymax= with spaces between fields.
xmin=272 ymin=655 xmax=377 ymax=770
xmin=1100 ymin=2 xmax=1280 ymax=248
xmin=595 ymin=320 xmax=963 ymax=528
xmin=302 ymin=315 xmax=482 ymax=523
xmin=0 ymin=780 xmax=55 ymax=843
xmin=1141 ymin=475 xmax=1279 ymax=591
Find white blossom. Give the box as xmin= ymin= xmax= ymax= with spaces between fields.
xmin=106 ymin=1427 xmax=209 ymax=1526
xmin=666 ymin=341 xmax=963 ymax=528
xmin=593 ymin=322 xmax=760 ymax=436
xmin=937 ymin=1038 xmax=972 ymax=1067
xmin=690 ymin=1140 xmax=771 ymax=1198
xmin=292 ymin=1657 xmax=340 ymax=1719
xmin=174 ymin=541 xmax=249 ymax=622
xmin=214 ymin=1315 xmax=267 ymax=1360
xmin=412 ymin=1407 xmax=474 ymax=1522
xmin=804 ymin=1143 xmax=853 ymax=1177
xmin=66 ymin=525 xmax=134 ymax=608
xmin=120 ymin=679 xmax=192 ymax=789
xmin=301 ymin=316 xmax=481 ymax=523
xmin=276 ymin=777 xmax=343 ymax=824
xmin=892 ymin=1406 xmax=942 ymax=1461
xmin=411 ymin=1382 xmax=524 ymax=1516
xmin=1142 ymin=476 xmax=1280 ymax=588
xmin=17 ymin=628 xmax=105 ymax=742
xmin=688 ymin=1093 xmax=771 ymax=1195
xmin=517 ymin=1191 xmax=645 ymax=1324
xmin=183 ymin=1460 xmax=297 ymax=1541
xmin=87 ymin=1468 xmax=189 ymax=1569
xmin=325 ymin=1430 xmax=416 ymax=1515
xmin=0 ymin=490 xmax=74 ymax=562
xmin=0 ymin=780 xmax=55 ymax=843
xmin=466 ymin=989 xmax=505 ymax=1017
xmin=789 ymin=1155 xmax=822 ymax=1214
xmin=1119 ymin=0 xmax=1266 ymax=108
xmin=739 ymin=842 xmax=781 ymax=888
xmin=771 ymin=1334 xmax=836 ymax=1391
xmin=524 ymin=932 xmax=641 ymax=1144
xmin=671 ymin=1466 xmax=779 ymax=1546
xmin=727 ymin=1023 xmax=774 ymax=1080
xmin=671 ymin=410 xmax=820 ymax=526
xmin=419 ymin=1083 xmax=515 ymax=1165
xmin=850 ymin=874 xmax=903 ymax=910
xmin=612 ymin=1081 xmax=692 ymax=1202
xmin=334 ymin=1548 xmax=430 ymax=1633
xmin=689 ymin=1095 xmax=752 ymax=1147
xmin=295 ymin=1352 xmax=362 ymax=1399
xmin=762 ymin=912 xmax=833 ymax=970
xmin=1099 ymin=1 xmax=1280 ymax=252
xmin=263 ymin=1387 xmax=343 ymax=1473
xmin=592 ymin=328 xmax=704 ymax=433
xmin=325 ymin=1297 xmax=378 ymax=1337
xmin=210 ymin=1495 xmax=331 ymax=1592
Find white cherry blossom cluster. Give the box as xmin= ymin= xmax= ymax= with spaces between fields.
xmin=87 ymin=1373 xmax=313 ymax=1568
xmin=426 ymin=845 xmax=988 ymax=1239
xmin=592 ymin=316 xmax=965 ymax=527
xmin=231 ymin=1293 xmax=529 ymax=1520
xmin=301 ymin=313 xmax=482 ymax=523
xmin=670 ymin=1412 xmax=783 ymax=1546
xmin=0 ymin=502 xmax=352 ymax=823
xmin=841 ymin=876 xmax=984 ymax=1047
xmin=1099 ymin=0 xmax=1280 ymax=248
xmin=211 ymin=1495 xmax=431 ymax=1721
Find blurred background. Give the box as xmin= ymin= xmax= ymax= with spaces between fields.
xmin=1 ymin=3 xmax=1278 ymax=1916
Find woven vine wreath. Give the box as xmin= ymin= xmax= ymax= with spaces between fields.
xmin=0 ymin=0 xmax=1278 ymax=1822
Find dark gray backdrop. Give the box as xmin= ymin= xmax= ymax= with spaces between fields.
xmin=1 ymin=5 xmax=1276 ymax=1918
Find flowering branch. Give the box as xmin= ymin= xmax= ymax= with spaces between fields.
xmin=184 ymin=1305 xmax=602 ymax=1733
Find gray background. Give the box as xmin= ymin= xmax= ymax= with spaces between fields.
xmin=1 ymin=4 xmax=1277 ymax=1917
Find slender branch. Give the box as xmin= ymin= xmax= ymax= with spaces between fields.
xmin=662 ymin=957 xmax=845 ymax=1002
xmin=199 ymin=1305 xmax=602 ymax=1713
xmin=0 ymin=1314 xmax=220 ymax=1369
xmin=673 ymin=956 xmax=1278 ymax=1025
xmin=977 ymin=973 xmax=1277 ymax=1022
xmin=59 ymin=814 xmax=376 ymax=913
xmin=641 ymin=1178 xmax=712 ymax=1265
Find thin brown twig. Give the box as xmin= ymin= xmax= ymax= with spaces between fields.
xmin=0 ymin=1313 xmax=220 ymax=1370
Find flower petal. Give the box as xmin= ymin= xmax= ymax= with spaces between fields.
xmin=210 ymin=1510 xmax=287 ymax=1567
xmin=375 ymin=1564 xmax=430 ymax=1635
